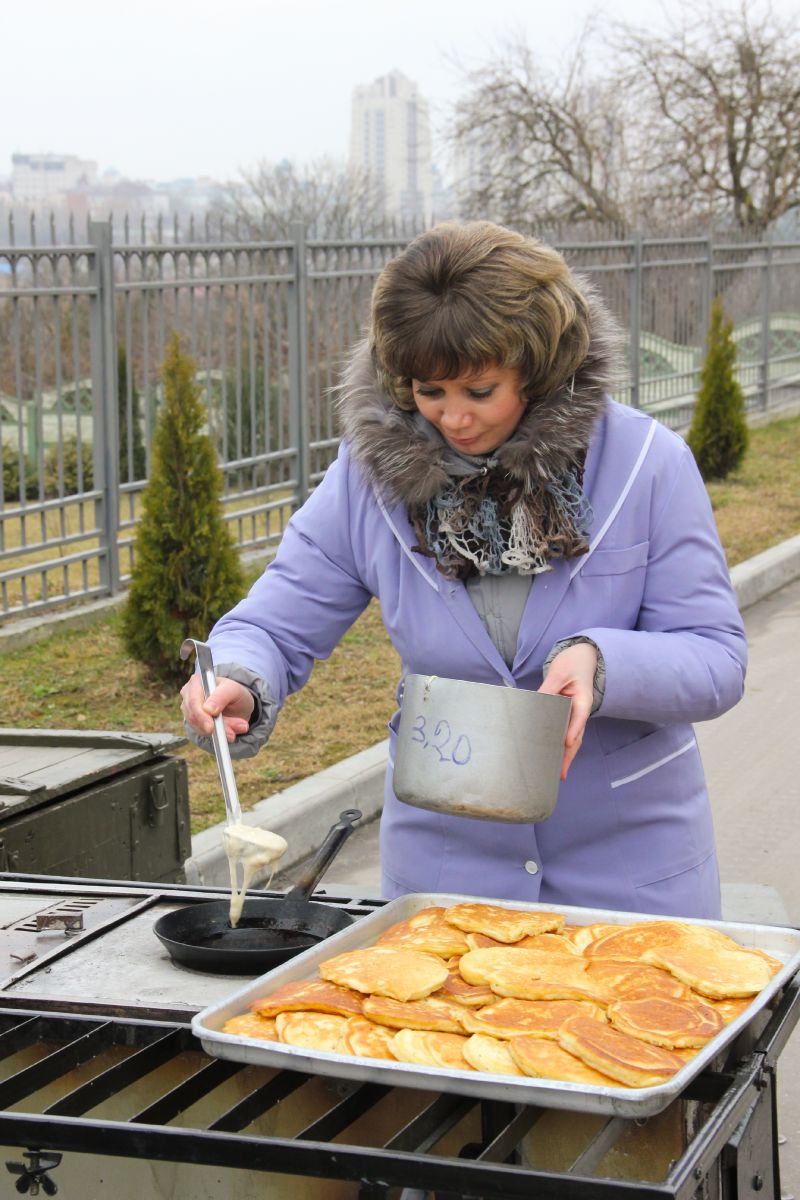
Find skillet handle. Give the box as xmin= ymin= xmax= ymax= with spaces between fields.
xmin=284 ymin=809 xmax=362 ymax=901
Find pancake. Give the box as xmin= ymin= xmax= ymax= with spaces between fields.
xmin=376 ymin=909 xmax=469 ymax=956
xmin=710 ymin=996 xmax=753 ymax=1024
xmin=444 ymin=904 xmax=565 ymax=942
xmin=520 ymin=932 xmax=581 ymax=954
xmin=222 ymin=1012 xmax=279 ymax=1040
xmin=558 ymin=1015 xmax=685 ymax=1087
xmin=464 ymin=932 xmax=507 ymax=950
xmin=509 ymin=1036 xmax=622 ymax=1086
xmin=486 ymin=958 xmax=611 ymax=1004
xmin=275 ymin=1011 xmax=349 ymax=1052
xmin=375 ymin=925 xmax=470 ymax=957
xmin=337 ymin=1016 xmax=397 ymax=1059
xmin=641 ymin=943 xmax=772 ymax=999
xmin=458 ymin=946 xmax=580 ymax=985
xmin=463 ymin=1034 xmax=524 ymax=1075
xmin=566 ymin=923 xmax=623 ymax=953
xmin=582 ymin=920 xmax=698 ymax=961
xmin=463 ymin=930 xmax=576 ymax=953
xmin=319 ymin=946 xmax=448 ymax=1001
xmin=389 ymin=1029 xmax=473 ymax=1071
xmin=252 ymin=978 xmax=363 ymax=1018
xmin=607 ymin=995 xmax=723 ymax=1048
xmin=362 ymin=994 xmax=467 ymax=1033
xmin=461 ymin=997 xmax=605 ymax=1039
xmin=439 ymin=970 xmax=496 ymax=1007
xmin=585 ymin=960 xmax=688 ymax=1000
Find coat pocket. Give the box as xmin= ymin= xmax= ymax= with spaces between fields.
xmin=601 ymin=724 xmax=715 ymax=888
xmin=579 ymin=540 xmax=649 ymax=576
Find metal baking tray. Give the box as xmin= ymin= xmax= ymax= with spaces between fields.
xmin=193 ymin=893 xmax=800 ymax=1117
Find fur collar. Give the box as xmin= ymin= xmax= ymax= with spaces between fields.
xmin=336 ymin=290 xmax=620 ymax=507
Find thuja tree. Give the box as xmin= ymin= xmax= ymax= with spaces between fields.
xmin=122 ymin=333 xmax=245 ymax=686
xmin=687 ymin=297 xmax=749 ymax=481
xmin=118 ymin=346 xmax=146 ymax=482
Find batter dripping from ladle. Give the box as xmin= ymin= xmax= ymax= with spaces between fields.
xmin=180 ymin=639 xmax=290 ymax=929
xmin=224 ymin=824 xmax=288 ymax=927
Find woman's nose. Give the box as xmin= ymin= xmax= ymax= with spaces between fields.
xmin=441 ymin=402 xmax=472 ymax=431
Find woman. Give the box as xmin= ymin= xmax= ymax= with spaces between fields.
xmin=181 ymin=221 xmax=747 ymax=919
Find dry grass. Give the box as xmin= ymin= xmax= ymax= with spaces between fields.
xmin=2 ymin=594 xmax=399 ymax=833
xmin=705 ymin=414 xmax=800 ymax=566
xmin=2 ymin=413 xmax=798 ymax=833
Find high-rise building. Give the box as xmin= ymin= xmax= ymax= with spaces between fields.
xmin=349 ymin=70 xmax=432 ymax=225
xmin=11 ymin=154 xmax=97 ymax=202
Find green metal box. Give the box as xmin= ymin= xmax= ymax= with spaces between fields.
xmin=0 ymin=730 xmax=191 ymax=883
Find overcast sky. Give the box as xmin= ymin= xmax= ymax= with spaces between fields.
xmin=3 ymin=0 xmax=794 ymax=184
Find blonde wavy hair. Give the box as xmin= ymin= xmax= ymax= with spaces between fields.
xmin=370 ymin=221 xmax=592 ymax=412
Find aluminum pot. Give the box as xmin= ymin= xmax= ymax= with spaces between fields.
xmin=393 ymin=674 xmax=571 ymax=823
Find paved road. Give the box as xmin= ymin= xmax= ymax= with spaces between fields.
xmin=314 ymin=579 xmax=800 ymax=1193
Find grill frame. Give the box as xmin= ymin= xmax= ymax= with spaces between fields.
xmin=0 ymin=980 xmax=796 ymax=1199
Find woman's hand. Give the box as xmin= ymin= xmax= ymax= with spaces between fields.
xmin=538 ymin=642 xmax=598 ymax=780
xmin=180 ymin=674 xmax=254 ymax=743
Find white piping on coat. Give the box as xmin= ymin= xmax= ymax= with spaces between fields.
xmin=610 ymin=737 xmax=696 ymax=788
xmin=375 ymin=491 xmax=440 ymax=591
xmin=569 ymin=420 xmax=658 ymax=580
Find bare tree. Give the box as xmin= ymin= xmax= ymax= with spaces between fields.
xmin=618 ymin=4 xmax=800 ymax=233
xmin=449 ymin=6 xmax=800 ymax=234
xmin=219 ymin=157 xmax=387 ymax=239
xmin=448 ymin=28 xmax=644 ymax=231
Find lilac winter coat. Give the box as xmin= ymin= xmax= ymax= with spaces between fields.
xmin=207 ymin=386 xmax=747 ymax=920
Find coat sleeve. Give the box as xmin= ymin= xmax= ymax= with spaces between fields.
xmin=207 ymin=443 xmax=374 ymax=708
xmin=576 ymin=440 xmax=747 ymax=724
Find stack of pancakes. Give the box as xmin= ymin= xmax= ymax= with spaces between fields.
xmin=221 ymin=902 xmax=782 ymax=1090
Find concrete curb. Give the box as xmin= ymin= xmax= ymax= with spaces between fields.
xmin=729 ymin=533 xmax=800 ymax=611
xmin=185 ymin=533 xmax=800 ymax=884
xmin=183 ymin=739 xmax=389 ymax=888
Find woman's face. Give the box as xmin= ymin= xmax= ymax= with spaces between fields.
xmin=412 ymin=365 xmax=527 ymax=455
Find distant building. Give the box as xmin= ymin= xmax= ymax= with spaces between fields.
xmin=450 ymin=127 xmax=495 ymax=218
xmin=11 ymin=153 xmax=97 ymax=202
xmin=349 ymin=69 xmax=432 ymax=225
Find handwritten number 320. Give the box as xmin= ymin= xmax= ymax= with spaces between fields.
xmin=411 ymin=715 xmax=472 ymax=766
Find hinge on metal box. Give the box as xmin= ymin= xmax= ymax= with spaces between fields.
xmin=0 ymin=839 xmax=20 ymax=872
xmin=147 ymin=773 xmax=169 ymax=828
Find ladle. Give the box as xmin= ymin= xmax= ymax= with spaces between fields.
xmin=180 ymin=638 xmax=288 ymax=917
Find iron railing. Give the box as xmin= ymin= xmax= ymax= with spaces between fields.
xmin=1 ymin=222 xmax=799 ymax=622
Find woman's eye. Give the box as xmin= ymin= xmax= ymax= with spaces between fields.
xmin=468 ymin=388 xmax=494 ymax=399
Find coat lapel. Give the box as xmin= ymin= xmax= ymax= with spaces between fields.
xmin=512 ymin=409 xmax=656 ymax=675
xmin=512 ymin=410 xmax=608 ymax=674
xmin=376 ymin=491 xmax=516 ymax=684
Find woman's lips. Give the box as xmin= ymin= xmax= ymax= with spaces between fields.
xmin=448 ymin=435 xmax=481 ymax=448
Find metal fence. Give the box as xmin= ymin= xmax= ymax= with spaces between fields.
xmin=1 ymin=221 xmax=799 ymax=623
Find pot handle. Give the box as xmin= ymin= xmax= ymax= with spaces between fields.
xmin=284 ymin=809 xmax=362 ymax=901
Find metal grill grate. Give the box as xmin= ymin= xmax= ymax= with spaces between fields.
xmin=0 ymin=980 xmax=797 ymax=1199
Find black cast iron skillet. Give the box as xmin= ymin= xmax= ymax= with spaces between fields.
xmin=153 ymin=809 xmax=362 ymax=974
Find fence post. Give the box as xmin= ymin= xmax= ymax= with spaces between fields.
xmin=760 ymin=235 xmax=772 ymax=414
xmin=628 ymin=234 xmax=642 ymax=408
xmin=702 ymin=236 xmax=714 ymax=342
xmin=88 ymin=219 xmax=120 ymax=596
xmin=289 ymin=220 xmax=310 ymax=507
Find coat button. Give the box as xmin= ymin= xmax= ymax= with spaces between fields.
xmin=524 ymin=860 xmax=539 ymax=875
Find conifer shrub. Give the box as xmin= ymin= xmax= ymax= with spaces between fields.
xmin=688 ymin=296 xmax=749 ymax=481
xmin=118 ymin=346 xmax=147 ymax=482
xmin=122 ymin=333 xmax=245 ymax=687
xmin=2 ymin=444 xmax=37 ymax=501
xmin=44 ymin=436 xmax=93 ymax=497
